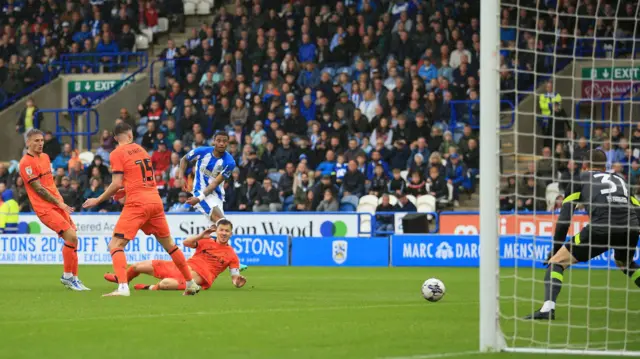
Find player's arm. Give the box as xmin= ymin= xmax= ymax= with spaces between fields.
xmin=188 ymin=159 xmax=235 ymax=205
xmin=83 ymin=173 xmax=123 ymax=208
xmin=229 ymin=255 xmax=246 ymax=288
xmin=30 ymin=179 xmax=74 ymax=213
xmin=178 ymin=148 xmax=201 ymax=181
xmin=183 ymin=226 xmax=216 ymax=248
xmin=549 ymin=191 xmax=580 ymax=258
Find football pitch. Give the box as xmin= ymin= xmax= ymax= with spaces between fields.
xmin=0 ymin=266 xmax=638 ymax=359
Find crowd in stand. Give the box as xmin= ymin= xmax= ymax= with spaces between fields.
xmin=0 ymin=0 xmax=183 ymax=100
xmin=7 ymin=0 xmax=486 ymax=215
xmin=11 ymin=0 xmax=636 ymax=217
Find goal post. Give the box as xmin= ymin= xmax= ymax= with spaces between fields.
xmin=482 ymin=0 xmax=640 ymax=356
xmin=479 ymin=0 xmax=503 ymax=353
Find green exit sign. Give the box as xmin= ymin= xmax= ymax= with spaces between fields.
xmin=68 ymin=79 xmax=132 ymax=93
xmin=582 ymin=67 xmax=640 ymax=81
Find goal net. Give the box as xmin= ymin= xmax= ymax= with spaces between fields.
xmin=480 ymin=0 xmax=640 ymax=355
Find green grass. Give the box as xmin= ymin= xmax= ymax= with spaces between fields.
xmin=0 ymin=266 xmax=637 ymax=359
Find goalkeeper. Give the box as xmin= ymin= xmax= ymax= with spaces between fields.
xmin=526 ymin=150 xmax=640 ymax=320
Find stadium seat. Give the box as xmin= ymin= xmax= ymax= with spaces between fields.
xmin=406 ymin=194 xmax=417 ymax=206
xmin=339 ymin=203 xmax=356 ymax=212
xmin=78 ymin=151 xmax=95 ymax=166
xmin=184 ymin=2 xmax=196 ymax=15
xmin=359 ymin=217 xmax=371 ymax=235
xmin=196 ymin=1 xmax=211 ymax=15
xmin=356 ymin=202 xmax=376 ymax=214
xmin=267 ymin=171 xmax=281 ymax=184
xmin=546 ymin=182 xmax=561 ymax=211
xmin=140 ymin=28 xmax=154 ymax=44
xmin=416 ymin=195 xmax=437 ymax=217
xmin=359 ymin=194 xmax=378 ymax=207
xmin=341 ymin=195 xmax=359 ymax=209
xmin=400 ymin=170 xmax=408 ymax=182
xmin=157 ymin=18 xmax=169 ymax=33
xmin=378 ymin=195 xmax=398 ymax=206
xmin=135 ymin=35 xmax=149 ymax=50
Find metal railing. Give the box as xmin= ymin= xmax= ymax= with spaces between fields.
xmin=58 ymin=52 xmax=148 ymax=74
xmin=34 ymin=108 xmax=100 ymax=150
xmin=149 ymin=57 xmax=196 ymax=87
xmin=574 ymin=97 xmax=640 ymax=138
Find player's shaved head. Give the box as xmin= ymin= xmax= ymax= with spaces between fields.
xmin=585 ymin=149 xmax=607 ymax=170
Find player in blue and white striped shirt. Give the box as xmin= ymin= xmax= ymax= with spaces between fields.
xmin=178 ymin=131 xmax=236 ymax=223
xmin=178 ymin=131 xmax=247 ymax=271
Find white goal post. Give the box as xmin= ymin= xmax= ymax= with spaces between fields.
xmin=479 ymin=0 xmax=502 ymax=353
xmin=480 ymin=0 xmax=640 ymax=356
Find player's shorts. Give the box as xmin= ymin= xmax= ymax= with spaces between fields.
xmin=151 ymin=260 xmax=212 ymax=290
xmin=113 ymin=203 xmax=171 ymax=240
xmin=194 ymin=194 xmax=224 ymax=223
xmin=39 ymin=207 xmax=76 ymax=236
xmin=565 ymin=225 xmax=639 ymax=263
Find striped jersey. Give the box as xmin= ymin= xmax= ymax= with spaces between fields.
xmin=186 ymin=147 xmax=236 ymax=200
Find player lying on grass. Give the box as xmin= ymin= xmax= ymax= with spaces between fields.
xmin=104 ymin=218 xmax=247 ymax=291
xmin=526 ymin=149 xmax=640 ymax=320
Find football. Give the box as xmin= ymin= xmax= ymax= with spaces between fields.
xmin=421 ymin=278 xmax=446 ymax=302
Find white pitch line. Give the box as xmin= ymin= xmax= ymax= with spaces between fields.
xmin=380 ymin=350 xmax=482 ymax=359
xmin=0 ymin=301 xmax=477 ymax=325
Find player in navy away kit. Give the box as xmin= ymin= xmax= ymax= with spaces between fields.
xmin=177 ymin=131 xmax=247 ymax=271
xmin=526 ymin=150 xmax=640 ymax=320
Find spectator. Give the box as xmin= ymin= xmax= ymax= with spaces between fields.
xmin=407 ymin=171 xmax=427 ymax=197
xmin=82 ymin=177 xmax=104 ymax=212
xmin=538 ymin=81 xmax=562 ymax=120
xmin=316 ymin=188 xmax=338 ymax=212
xmin=370 ymin=164 xmax=389 ymax=197
xmin=426 ymin=166 xmax=448 ymax=204
xmin=253 ymin=178 xmax=282 ymax=212
xmin=52 ymin=143 xmax=73 ymax=171
xmin=168 ymin=192 xmax=191 ymax=212
xmin=151 ymin=141 xmax=171 ymax=175
xmin=86 ymin=155 xmax=109 ymax=180
xmin=395 ymin=193 xmax=417 ymax=212
xmin=293 ymin=172 xmax=313 ymax=211
xmin=316 ymin=150 xmax=336 ymax=179
xmin=342 ymin=160 xmax=366 ymax=198
xmin=445 ymin=153 xmax=468 ymax=206
xmin=11 ymin=176 xmax=29 ymax=212
xmin=237 ymin=173 xmax=260 ymax=212
xmin=0 ymin=164 xmax=11 ymax=186
xmin=43 ymin=131 xmax=62 ymax=161
xmin=375 ymin=194 xmax=396 ymax=233
xmin=16 ymin=98 xmax=43 ymax=141
xmin=536 ymin=146 xmax=555 ymax=184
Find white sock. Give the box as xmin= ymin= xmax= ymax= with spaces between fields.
xmin=63 ymin=272 xmax=73 ymax=279
xmin=73 ymin=276 xmax=78 ymax=281
xmin=540 ymin=300 xmax=556 ymax=313
xmin=149 ymin=285 xmax=156 ymax=290
xmin=186 ymin=280 xmax=194 ymax=287
xmin=118 ymin=283 xmax=129 ymax=292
